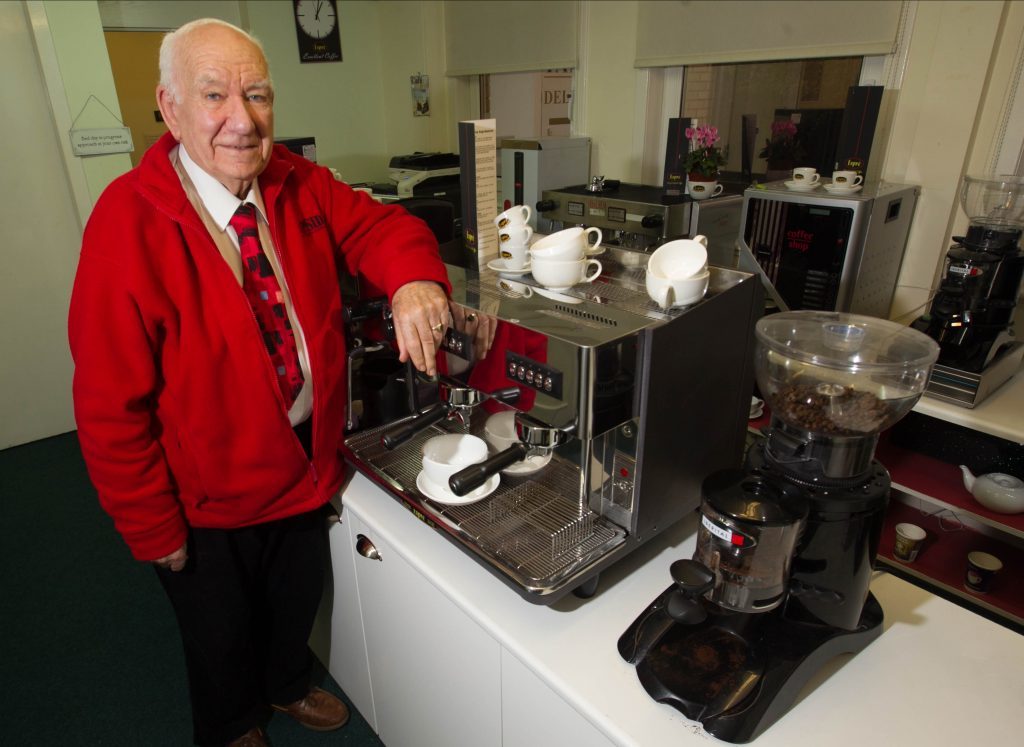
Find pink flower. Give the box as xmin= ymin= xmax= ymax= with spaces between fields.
xmin=685 ymin=127 xmax=696 ymax=140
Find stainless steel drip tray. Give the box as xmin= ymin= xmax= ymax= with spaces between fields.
xmin=344 ymin=421 xmax=627 ymax=601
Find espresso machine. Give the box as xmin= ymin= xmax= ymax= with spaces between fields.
xmin=342 ymin=251 xmax=763 ymax=604
xmin=620 ymin=311 xmax=939 ymax=742
xmin=537 ymin=177 xmax=743 ymax=256
xmin=913 ymin=175 xmax=1024 ymax=407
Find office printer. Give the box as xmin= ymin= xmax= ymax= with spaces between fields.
xmin=369 ymin=152 xmax=460 ymax=200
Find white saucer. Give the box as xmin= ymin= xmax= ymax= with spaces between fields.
xmin=824 ymin=183 xmax=862 ymax=194
xmin=784 ymin=180 xmax=820 ymax=192
xmin=487 ymin=259 xmax=531 ymax=276
xmin=749 ymin=406 xmax=764 ymax=420
xmin=416 ymin=470 xmax=499 ymax=505
xmin=501 ymin=451 xmax=554 ymax=475
xmin=531 ymin=286 xmax=584 ymax=303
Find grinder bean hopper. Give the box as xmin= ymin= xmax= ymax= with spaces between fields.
xmin=620 ymin=311 xmax=939 ymax=743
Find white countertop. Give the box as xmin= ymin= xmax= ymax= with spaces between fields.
xmin=914 ymin=366 xmax=1024 ymax=443
xmin=342 ymin=471 xmax=1024 ymax=746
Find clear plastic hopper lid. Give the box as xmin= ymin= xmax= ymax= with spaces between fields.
xmin=754 ymin=312 xmax=939 ymax=437
xmin=960 ymin=175 xmax=1024 ymax=228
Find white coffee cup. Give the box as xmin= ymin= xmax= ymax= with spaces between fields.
xmin=483 ymin=411 xmax=519 ymax=452
xmin=531 ymin=226 xmax=603 ymax=257
xmin=530 ymin=239 xmax=584 ymax=262
xmin=496 ymin=278 xmax=533 ymax=298
xmin=832 ymin=170 xmax=863 ymax=187
xmin=646 ymin=269 xmax=710 ymax=309
xmin=421 ymin=433 xmax=488 ymax=490
xmin=686 ymin=181 xmax=723 ymax=201
xmin=648 ymin=235 xmax=708 ymax=280
xmin=495 ymin=205 xmax=531 ymax=230
xmin=499 ymin=242 xmax=530 ymax=270
xmin=499 ymin=224 xmax=533 ymax=246
xmin=531 ymin=256 xmax=602 ymax=290
xmin=792 ymin=167 xmax=820 ymax=184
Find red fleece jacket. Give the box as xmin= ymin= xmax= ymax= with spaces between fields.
xmin=69 ymin=133 xmax=450 ymax=561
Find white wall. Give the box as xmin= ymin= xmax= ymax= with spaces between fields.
xmin=0 ymin=1 xmax=88 ymax=446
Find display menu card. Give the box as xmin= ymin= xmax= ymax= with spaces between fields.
xmin=458 ymin=119 xmax=498 ymax=268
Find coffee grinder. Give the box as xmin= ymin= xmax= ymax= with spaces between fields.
xmin=913 ymin=175 xmax=1024 ymax=406
xmin=619 ymin=311 xmax=938 ymax=743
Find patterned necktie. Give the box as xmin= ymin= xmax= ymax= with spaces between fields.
xmin=229 ymin=203 xmax=304 ymax=409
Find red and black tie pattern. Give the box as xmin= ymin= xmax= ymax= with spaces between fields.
xmin=229 ymin=203 xmax=304 ymax=409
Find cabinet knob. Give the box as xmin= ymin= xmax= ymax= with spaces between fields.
xmin=356 ymin=534 xmax=382 ymax=561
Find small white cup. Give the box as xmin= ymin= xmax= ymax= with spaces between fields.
xmin=646 ymin=269 xmax=709 ymax=309
xmin=686 ymin=181 xmax=723 ymax=201
xmin=649 ymin=235 xmax=708 ymax=280
xmin=832 ymin=170 xmax=863 ymax=187
xmin=792 ymin=167 xmax=820 ymax=184
xmin=499 ymin=242 xmax=530 ymax=270
xmin=499 ymin=224 xmax=533 ymax=246
xmin=421 ymin=434 xmax=488 ymax=490
xmin=484 ymin=411 xmax=518 ymax=452
xmin=495 ymin=205 xmax=531 ymax=230
xmin=531 ymin=226 xmax=603 ymax=256
xmin=531 ymin=256 xmax=602 ymax=290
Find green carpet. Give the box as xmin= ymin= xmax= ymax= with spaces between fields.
xmin=0 ymin=432 xmax=382 ymax=746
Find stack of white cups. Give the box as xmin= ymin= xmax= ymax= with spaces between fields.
xmin=645 ymin=234 xmax=710 ymax=309
xmin=529 ymin=227 xmax=604 ymax=291
xmin=494 ymin=205 xmax=533 ymax=271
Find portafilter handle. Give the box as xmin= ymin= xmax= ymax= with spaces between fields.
xmin=448 ymin=443 xmax=529 ymax=496
xmin=380 ymin=402 xmax=449 ymax=450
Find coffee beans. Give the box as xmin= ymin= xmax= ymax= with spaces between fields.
xmin=772 ymin=383 xmax=890 ymax=435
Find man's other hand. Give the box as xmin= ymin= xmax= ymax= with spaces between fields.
xmin=153 ymin=543 xmax=188 ymax=572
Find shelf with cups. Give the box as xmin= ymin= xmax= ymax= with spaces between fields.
xmin=874 ymin=432 xmax=1024 ymax=630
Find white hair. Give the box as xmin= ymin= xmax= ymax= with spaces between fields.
xmin=159 ymin=18 xmax=270 ymax=103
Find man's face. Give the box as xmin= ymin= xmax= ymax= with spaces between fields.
xmin=157 ymin=26 xmax=274 ymax=197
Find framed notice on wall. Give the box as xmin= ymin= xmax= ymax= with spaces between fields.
xmin=293 ymin=0 xmax=343 ymax=63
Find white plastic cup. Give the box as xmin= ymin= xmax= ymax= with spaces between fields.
xmin=893 ymin=523 xmax=926 ymax=562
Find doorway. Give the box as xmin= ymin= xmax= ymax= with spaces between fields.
xmin=104 ymin=30 xmax=167 ymax=167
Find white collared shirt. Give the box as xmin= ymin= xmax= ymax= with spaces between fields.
xmin=175 ymin=144 xmax=313 ymax=427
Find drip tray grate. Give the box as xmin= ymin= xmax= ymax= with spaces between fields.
xmin=345 ymin=421 xmax=623 ymax=585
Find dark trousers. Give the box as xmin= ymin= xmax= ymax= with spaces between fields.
xmin=155 ymin=505 xmax=328 ymax=746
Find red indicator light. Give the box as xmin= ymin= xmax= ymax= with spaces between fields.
xmin=503 ymin=199 xmax=511 ymax=210
xmin=731 ymin=534 xmax=745 ymax=546
xmin=619 ymin=467 xmax=629 ymax=478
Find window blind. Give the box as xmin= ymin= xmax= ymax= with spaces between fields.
xmin=444 ymin=0 xmax=578 ymax=76
xmin=634 ymin=1 xmax=902 ymax=67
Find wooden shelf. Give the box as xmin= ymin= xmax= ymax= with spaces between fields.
xmin=875 ymin=434 xmax=1024 ymax=539
xmin=878 ymin=500 xmax=1024 ymax=627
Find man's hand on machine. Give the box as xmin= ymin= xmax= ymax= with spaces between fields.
xmin=391 ymin=281 xmax=450 ymax=377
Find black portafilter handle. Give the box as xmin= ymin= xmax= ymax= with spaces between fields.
xmin=666 ymin=559 xmax=716 ymax=625
xmin=489 ymin=386 xmax=522 ymax=404
xmin=448 ymin=442 xmax=529 ymax=496
xmin=380 ymin=401 xmax=449 ymax=450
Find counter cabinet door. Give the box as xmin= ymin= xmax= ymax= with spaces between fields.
xmin=348 ymin=509 xmax=502 ymax=747
xmin=311 ymin=503 xmax=377 ymax=732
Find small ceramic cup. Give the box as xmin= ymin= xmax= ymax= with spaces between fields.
xmin=421 ymin=434 xmax=488 ymax=491
xmin=832 ymin=170 xmax=863 ymax=187
xmin=686 ymin=181 xmax=723 ymax=201
xmin=499 ymin=241 xmax=530 ymax=270
xmin=645 ymin=269 xmax=709 ymax=309
xmin=499 ymin=224 xmax=533 ymax=246
xmin=648 ymin=235 xmax=709 ymax=280
xmin=495 ymin=205 xmax=531 ymax=230
xmin=792 ymin=167 xmax=820 ymax=184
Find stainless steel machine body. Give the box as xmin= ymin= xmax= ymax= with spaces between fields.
xmin=344 ymin=253 xmax=763 ymax=604
xmin=537 ymin=182 xmax=743 ymax=254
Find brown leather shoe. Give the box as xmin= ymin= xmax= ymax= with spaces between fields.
xmin=227 ymin=727 xmax=268 ymax=747
xmin=271 ymin=686 xmax=349 ymax=731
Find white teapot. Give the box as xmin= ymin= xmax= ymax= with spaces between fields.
xmin=960 ymin=466 xmax=1024 ymax=514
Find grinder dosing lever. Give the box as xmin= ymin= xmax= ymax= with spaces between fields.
xmin=380 ymin=377 xmax=520 ymax=450
xmin=448 ymin=412 xmax=572 ymax=496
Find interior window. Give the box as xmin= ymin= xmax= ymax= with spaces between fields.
xmin=480 ymin=70 xmax=575 ymax=142
xmin=681 ymin=57 xmax=863 ymax=181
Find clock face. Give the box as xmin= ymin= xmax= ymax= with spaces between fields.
xmin=295 ymin=0 xmax=337 ymax=39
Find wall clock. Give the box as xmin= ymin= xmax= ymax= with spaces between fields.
xmin=293 ymin=0 xmax=342 ymax=63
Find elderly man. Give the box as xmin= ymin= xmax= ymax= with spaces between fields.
xmin=68 ymin=18 xmax=450 ymax=747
